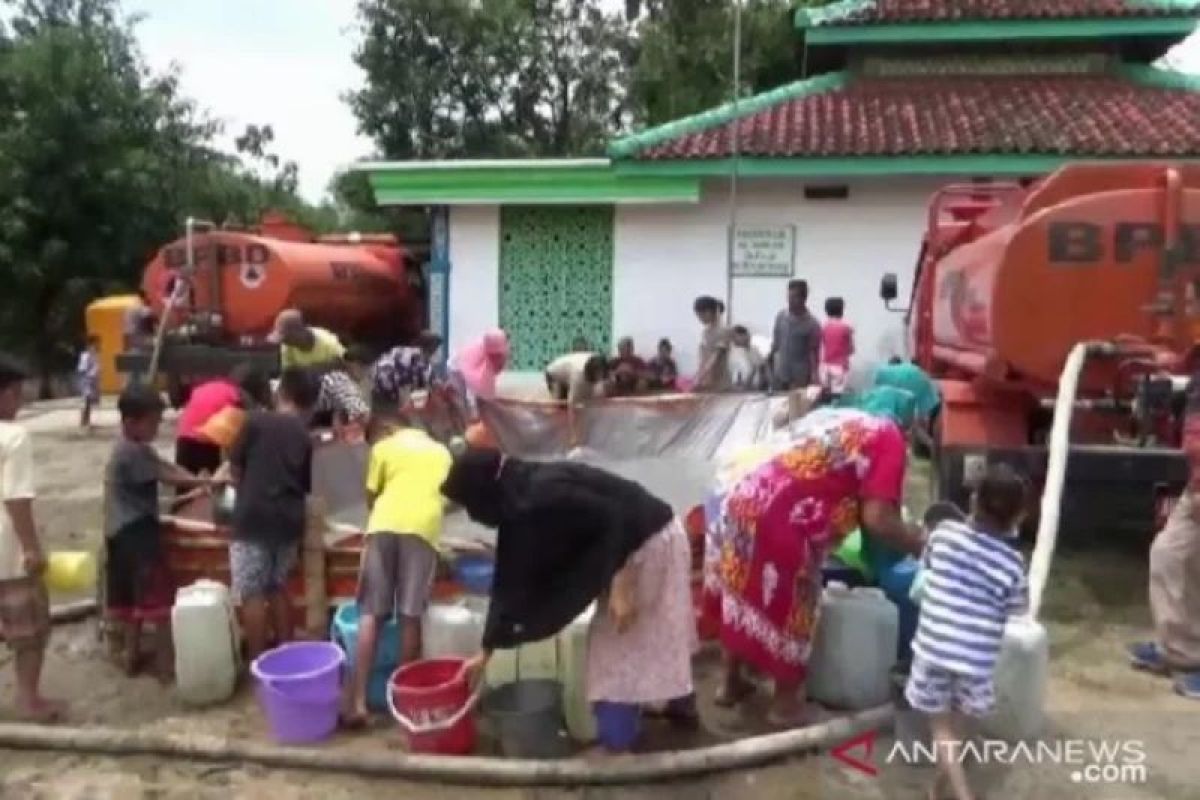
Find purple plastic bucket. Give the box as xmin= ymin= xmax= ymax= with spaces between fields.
xmin=251 ymin=642 xmax=345 ymax=744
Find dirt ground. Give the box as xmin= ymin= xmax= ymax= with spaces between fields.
xmin=0 ymin=400 xmax=1197 ymax=799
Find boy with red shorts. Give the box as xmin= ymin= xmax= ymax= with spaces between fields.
xmin=105 ymin=384 xmax=210 ymax=676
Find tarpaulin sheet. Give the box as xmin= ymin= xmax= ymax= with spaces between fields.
xmin=309 ymin=395 xmax=784 ymax=543
xmin=478 ymin=394 xmax=784 ymax=513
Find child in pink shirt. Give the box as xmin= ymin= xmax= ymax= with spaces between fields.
xmin=820 ymin=297 xmax=854 ymax=397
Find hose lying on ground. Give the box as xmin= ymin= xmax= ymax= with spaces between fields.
xmin=0 ymin=705 xmax=892 ymax=786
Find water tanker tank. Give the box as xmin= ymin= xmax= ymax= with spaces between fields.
xmin=930 ymin=165 xmax=1200 ymax=388
xmin=142 ymin=231 xmax=416 ymax=342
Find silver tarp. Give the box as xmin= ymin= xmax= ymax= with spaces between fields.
xmin=479 ymin=394 xmax=783 ymax=512
xmin=313 ymin=395 xmax=784 ymax=541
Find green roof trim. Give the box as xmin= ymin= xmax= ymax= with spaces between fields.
xmin=607 ymin=72 xmax=849 ymax=160
xmin=1118 ymin=61 xmax=1200 ymax=90
xmin=359 ymin=160 xmax=701 ymax=206
xmin=611 ymin=154 xmax=1200 ymax=179
xmin=797 ymin=16 xmax=1198 ymax=44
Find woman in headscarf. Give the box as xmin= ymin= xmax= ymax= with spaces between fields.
xmin=704 ymin=387 xmax=926 ymax=726
xmin=448 ymin=330 xmax=509 ymax=412
xmin=443 ymin=448 xmax=697 ymax=753
xmin=447 ymin=330 xmax=509 ymax=443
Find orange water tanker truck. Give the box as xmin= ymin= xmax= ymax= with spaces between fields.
xmin=880 ymin=163 xmax=1200 ymax=537
xmin=115 ymin=213 xmax=425 ymax=405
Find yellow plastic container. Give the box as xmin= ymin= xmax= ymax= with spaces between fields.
xmin=84 ymin=295 xmax=143 ymax=395
xmin=44 ymin=551 xmax=97 ymax=593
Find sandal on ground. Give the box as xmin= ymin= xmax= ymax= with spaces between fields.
xmin=1173 ymin=671 xmax=1200 ymax=700
xmin=1128 ymin=641 xmax=1171 ymax=675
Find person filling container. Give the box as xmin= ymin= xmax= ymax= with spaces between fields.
xmin=443 ymin=448 xmax=697 ymax=754
xmin=544 ymin=352 xmax=609 ymax=449
xmin=704 ymin=397 xmax=925 ymax=726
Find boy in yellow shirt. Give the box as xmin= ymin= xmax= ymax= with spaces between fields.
xmin=343 ymin=406 xmax=452 ymax=726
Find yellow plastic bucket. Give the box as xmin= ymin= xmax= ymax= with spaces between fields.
xmin=44 ymin=551 xmax=97 ymax=593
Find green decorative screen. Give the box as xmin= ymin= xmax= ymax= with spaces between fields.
xmin=498 ymin=205 xmax=614 ymax=370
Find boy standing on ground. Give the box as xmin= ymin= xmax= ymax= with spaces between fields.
xmin=906 ymin=464 xmax=1029 ymax=800
xmin=77 ymin=337 xmax=100 ymax=433
xmin=343 ymin=406 xmax=452 ymax=727
xmin=0 ymin=354 xmax=63 ymax=721
xmin=228 ymin=368 xmax=317 ymax=659
xmin=105 ymin=385 xmax=210 ymax=677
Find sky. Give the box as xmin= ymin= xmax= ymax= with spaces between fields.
xmin=124 ymin=0 xmax=1200 ymax=204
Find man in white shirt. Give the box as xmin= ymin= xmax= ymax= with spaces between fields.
xmin=0 ymin=354 xmax=62 ymax=721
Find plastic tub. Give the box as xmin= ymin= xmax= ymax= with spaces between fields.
xmin=388 ymin=658 xmax=479 ymax=755
xmin=594 ymin=701 xmax=640 ymax=752
xmin=452 ymin=555 xmax=494 ymax=595
xmin=485 ymin=679 xmax=571 ymax=758
xmin=251 ymin=642 xmax=344 ymax=744
xmin=330 ymin=603 xmax=400 ymax=712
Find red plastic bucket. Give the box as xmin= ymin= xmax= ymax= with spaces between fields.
xmin=387 ymin=658 xmax=480 ymax=755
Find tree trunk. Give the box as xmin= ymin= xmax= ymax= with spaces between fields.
xmin=35 ymin=283 xmax=61 ymax=400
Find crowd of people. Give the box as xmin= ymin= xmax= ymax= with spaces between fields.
xmin=0 ymin=284 xmax=1196 ymax=800
xmin=540 ymin=279 xmax=855 ymax=403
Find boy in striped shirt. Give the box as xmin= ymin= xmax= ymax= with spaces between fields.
xmin=906 ymin=464 xmax=1029 ymax=800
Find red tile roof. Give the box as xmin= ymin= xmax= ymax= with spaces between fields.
xmin=807 ymin=0 xmax=1200 ymax=26
xmin=627 ymin=74 xmax=1200 ymax=161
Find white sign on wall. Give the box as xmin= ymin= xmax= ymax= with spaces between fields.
xmin=730 ymin=225 xmax=796 ymax=278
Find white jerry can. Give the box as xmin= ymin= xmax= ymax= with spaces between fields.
xmin=808 ymin=584 xmax=899 ymax=710
xmin=558 ymin=604 xmax=597 ymax=743
xmin=486 ymin=636 xmax=559 ymax=687
xmin=981 ymin=616 xmax=1048 ymax=741
xmin=421 ymin=595 xmax=488 ymax=660
xmin=172 ymin=580 xmax=240 ymax=707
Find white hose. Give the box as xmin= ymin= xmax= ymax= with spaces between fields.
xmin=1027 ymin=341 xmax=1096 ymax=620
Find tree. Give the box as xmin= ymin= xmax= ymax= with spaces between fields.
xmin=627 ymin=0 xmax=807 ymax=127
xmin=348 ymin=0 xmax=631 ymax=159
xmin=0 ymin=0 xmax=213 ymax=380
xmin=0 ymin=0 xmax=329 ymax=387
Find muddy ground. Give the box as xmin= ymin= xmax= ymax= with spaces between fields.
xmin=0 ymin=400 xmax=1196 ymax=799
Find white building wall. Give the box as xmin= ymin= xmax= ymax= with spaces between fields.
xmin=442 ymin=177 xmax=942 ymax=386
xmin=446 ymin=205 xmax=500 ymax=359
xmin=613 ymin=177 xmax=942 ymax=378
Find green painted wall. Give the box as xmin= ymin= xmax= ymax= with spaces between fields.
xmin=498 ymin=206 xmax=615 ymax=370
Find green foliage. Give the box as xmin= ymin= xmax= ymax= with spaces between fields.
xmin=348 ymin=0 xmax=837 ymax=154
xmin=0 ymin=0 xmax=330 ymax=382
xmin=348 ymin=0 xmax=631 ymax=159
xmin=628 ymin=0 xmax=805 ymax=127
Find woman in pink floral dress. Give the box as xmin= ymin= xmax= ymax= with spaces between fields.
xmin=704 ymin=404 xmax=925 ymax=725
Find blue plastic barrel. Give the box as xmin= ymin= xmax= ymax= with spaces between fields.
xmin=330 ymin=603 xmax=400 ymax=711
